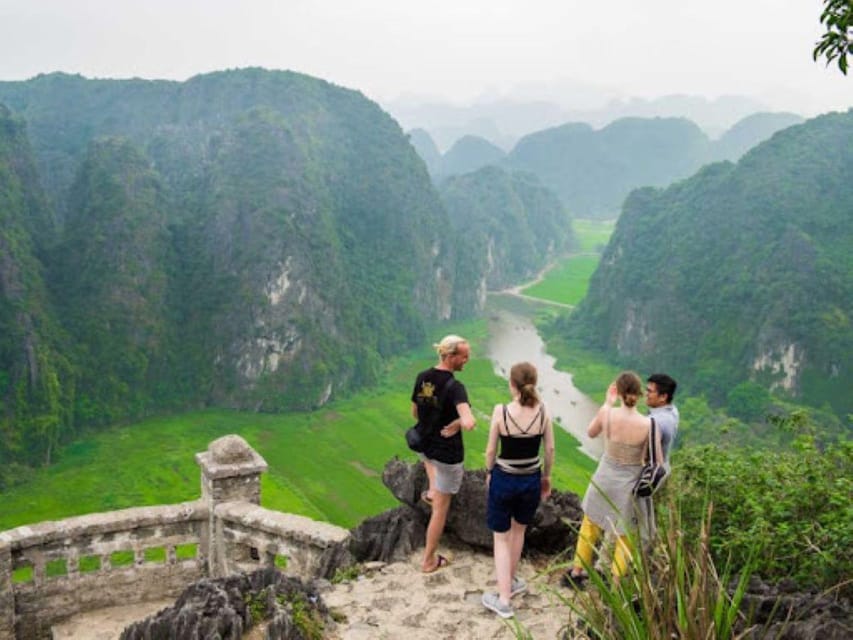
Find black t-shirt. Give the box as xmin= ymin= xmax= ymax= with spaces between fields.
xmin=411 ymin=367 xmax=469 ymax=464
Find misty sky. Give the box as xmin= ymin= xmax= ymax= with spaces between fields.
xmin=0 ymin=0 xmax=850 ymax=115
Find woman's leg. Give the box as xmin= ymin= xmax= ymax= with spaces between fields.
xmin=611 ymin=534 xmax=633 ymax=579
xmin=572 ymin=515 xmax=602 ymax=575
xmin=423 ymin=458 xmax=437 ymax=500
xmin=493 ymin=530 xmax=513 ymax=605
xmin=508 ymin=518 xmax=527 ymax=582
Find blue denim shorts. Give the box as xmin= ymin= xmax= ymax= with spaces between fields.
xmin=487 ymin=467 xmax=541 ymax=532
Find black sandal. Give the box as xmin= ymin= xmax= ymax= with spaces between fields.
xmin=560 ymin=570 xmax=589 ymax=590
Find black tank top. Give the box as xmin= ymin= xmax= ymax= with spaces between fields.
xmin=497 ymin=404 xmax=545 ymax=474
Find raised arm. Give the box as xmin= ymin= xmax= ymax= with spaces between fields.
xmin=587 ymin=382 xmax=617 ymax=438
xmin=541 ymin=411 xmax=556 ymax=499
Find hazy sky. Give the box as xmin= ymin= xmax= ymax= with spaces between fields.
xmin=1 ymin=0 xmax=850 ymax=114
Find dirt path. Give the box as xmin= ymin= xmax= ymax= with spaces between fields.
xmin=323 ymin=547 xmax=579 ymax=639
xmin=52 ymin=549 xmax=580 ymax=639
xmin=52 ymin=600 xmax=173 ymax=639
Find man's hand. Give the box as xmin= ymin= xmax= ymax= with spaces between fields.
xmin=440 ymin=422 xmax=461 ymax=438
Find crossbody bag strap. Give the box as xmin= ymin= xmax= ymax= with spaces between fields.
xmin=647 ymin=417 xmax=658 ymax=464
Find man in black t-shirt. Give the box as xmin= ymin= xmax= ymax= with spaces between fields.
xmin=411 ymin=334 xmax=476 ymax=573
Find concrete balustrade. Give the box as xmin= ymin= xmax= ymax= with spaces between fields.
xmin=0 ymin=435 xmax=352 ymax=640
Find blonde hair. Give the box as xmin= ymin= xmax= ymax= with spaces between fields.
xmin=510 ymin=362 xmax=539 ymax=407
xmin=616 ymin=371 xmax=643 ymax=408
xmin=434 ymin=334 xmax=468 ymax=359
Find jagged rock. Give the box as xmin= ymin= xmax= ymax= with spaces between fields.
xmin=738 ymin=576 xmax=853 ymax=640
xmin=119 ymin=568 xmax=331 ymax=640
xmin=379 ymin=458 xmax=583 ymax=554
xmin=349 ymin=506 xmax=426 ymax=563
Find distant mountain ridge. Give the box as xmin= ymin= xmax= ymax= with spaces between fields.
xmin=386 ymin=92 xmax=771 ymax=151
xmin=567 ymin=109 xmax=853 ymax=418
xmin=409 ymin=113 xmax=805 ymax=217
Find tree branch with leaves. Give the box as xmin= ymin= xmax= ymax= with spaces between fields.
xmin=814 ymin=0 xmax=853 ymax=74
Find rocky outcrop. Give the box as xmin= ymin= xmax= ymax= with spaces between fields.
xmin=739 ymin=576 xmax=853 ymax=640
xmin=120 ymin=568 xmax=332 ymax=640
xmin=349 ymin=459 xmax=583 ymax=563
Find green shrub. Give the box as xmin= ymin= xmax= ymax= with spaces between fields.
xmin=674 ymin=411 xmax=853 ymax=594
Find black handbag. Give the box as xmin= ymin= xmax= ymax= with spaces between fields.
xmin=633 ymin=418 xmax=669 ymax=497
xmin=406 ymin=378 xmax=456 ymax=453
xmin=405 ymin=423 xmax=425 ymax=452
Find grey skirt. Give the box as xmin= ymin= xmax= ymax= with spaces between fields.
xmin=581 ymin=455 xmax=655 ymax=540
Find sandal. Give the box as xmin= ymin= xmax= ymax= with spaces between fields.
xmin=560 ymin=570 xmax=589 ymax=590
xmin=422 ymin=554 xmax=450 ymax=573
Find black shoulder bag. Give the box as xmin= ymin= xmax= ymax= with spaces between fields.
xmin=632 ymin=417 xmax=669 ymax=497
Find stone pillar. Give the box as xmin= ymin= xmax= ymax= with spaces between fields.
xmin=0 ymin=537 xmax=14 ymax=640
xmin=195 ymin=435 xmax=268 ymax=578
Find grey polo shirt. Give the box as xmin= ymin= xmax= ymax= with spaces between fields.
xmin=649 ymin=404 xmax=679 ymax=464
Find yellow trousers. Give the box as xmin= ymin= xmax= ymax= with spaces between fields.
xmin=572 ymin=515 xmax=633 ymax=578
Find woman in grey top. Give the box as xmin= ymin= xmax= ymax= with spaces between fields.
xmin=563 ymin=371 xmax=660 ymax=586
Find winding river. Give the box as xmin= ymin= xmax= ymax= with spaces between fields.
xmin=484 ymin=304 xmax=603 ymax=459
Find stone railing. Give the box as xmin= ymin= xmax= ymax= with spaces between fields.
xmin=0 ymin=435 xmax=352 ymax=640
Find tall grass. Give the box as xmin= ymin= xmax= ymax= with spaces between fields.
xmin=549 ymin=497 xmax=761 ymax=640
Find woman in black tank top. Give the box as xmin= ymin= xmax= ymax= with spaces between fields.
xmin=481 ymin=362 xmax=555 ymax=619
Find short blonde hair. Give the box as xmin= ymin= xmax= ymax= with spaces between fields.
xmin=434 ymin=334 xmax=468 ymax=359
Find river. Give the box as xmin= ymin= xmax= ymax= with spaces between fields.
xmin=485 ymin=305 xmax=603 ymax=459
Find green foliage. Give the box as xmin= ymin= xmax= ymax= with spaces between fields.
xmin=814 ymin=0 xmax=852 ymax=74
xmin=281 ymin=592 xmax=325 ymax=640
xmin=725 ymin=380 xmax=772 ymax=422
xmin=245 ymin=590 xmax=268 ymax=624
xmin=674 ymin=411 xmax=853 ymax=593
xmin=331 ymin=564 xmax=362 ymax=584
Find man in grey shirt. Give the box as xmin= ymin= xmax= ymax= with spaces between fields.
xmin=645 ymin=373 xmax=679 ymax=466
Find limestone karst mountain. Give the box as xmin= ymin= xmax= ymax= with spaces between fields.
xmin=0 ymin=69 xmax=578 ymax=479
xmin=567 ymin=109 xmax=853 ymax=418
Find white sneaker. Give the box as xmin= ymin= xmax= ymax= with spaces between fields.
xmin=510 ymin=576 xmax=527 ymax=597
xmin=482 ymin=591 xmax=514 ymax=618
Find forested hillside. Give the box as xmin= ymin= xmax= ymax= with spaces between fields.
xmin=0 ymin=105 xmax=72 ymax=473
xmin=439 ymin=165 xmax=574 ymax=310
xmin=0 ymin=70 xmax=577 ymax=484
xmin=567 ymin=110 xmax=853 ymax=420
xmin=439 ymin=135 xmax=506 ymax=179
